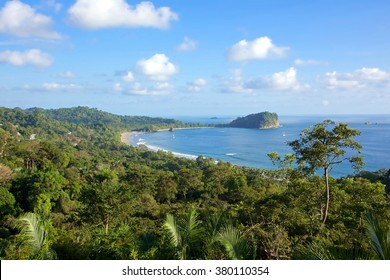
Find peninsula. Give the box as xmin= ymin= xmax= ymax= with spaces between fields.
xmin=228 ymin=111 xmax=280 ymax=129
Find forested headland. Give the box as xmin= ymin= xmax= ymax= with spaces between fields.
xmin=228 ymin=111 xmax=280 ymax=129
xmin=0 ymin=106 xmax=389 ymax=260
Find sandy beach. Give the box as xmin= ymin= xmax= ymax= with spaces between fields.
xmin=120 ymin=131 xmax=139 ymax=145
xmin=120 ymin=129 xmax=201 ymax=160
xmin=121 ymin=127 xmax=212 ymax=145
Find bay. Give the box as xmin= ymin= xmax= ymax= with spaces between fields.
xmin=129 ymin=115 xmax=390 ymax=177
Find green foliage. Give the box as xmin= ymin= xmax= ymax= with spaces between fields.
xmin=163 ymin=208 xmax=204 ymax=260
xmin=9 ymin=213 xmax=54 ymax=259
xmin=0 ymin=107 xmax=388 ymax=260
xmin=365 ymin=212 xmax=390 ymax=259
xmin=288 ymin=120 xmax=363 ymax=174
xmin=288 ymin=120 xmax=363 ymax=224
xmin=216 ymin=224 xmax=249 ymax=260
xmin=228 ymin=111 xmax=279 ymax=129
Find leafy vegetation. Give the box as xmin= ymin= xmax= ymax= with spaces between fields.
xmin=0 ymin=106 xmax=388 ymax=260
xmin=228 ymin=111 xmax=279 ymax=129
xmin=288 ymin=120 xmax=363 ymax=224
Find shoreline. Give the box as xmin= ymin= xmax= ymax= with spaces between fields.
xmin=156 ymin=126 xmax=214 ymax=132
xmin=121 ymin=126 xmax=214 ymax=145
xmin=120 ymin=131 xmax=139 ymax=145
xmin=120 ymin=128 xmax=209 ymax=160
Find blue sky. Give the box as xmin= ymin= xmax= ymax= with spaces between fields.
xmin=0 ymin=0 xmax=389 ymax=117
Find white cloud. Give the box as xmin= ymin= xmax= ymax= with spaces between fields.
xmin=136 ymin=53 xmax=177 ymax=81
xmin=323 ymin=67 xmax=390 ymax=90
xmin=227 ymin=36 xmax=289 ymax=62
xmin=223 ymin=67 xmax=309 ymax=93
xmin=0 ymin=49 xmax=53 ymax=67
xmin=176 ymin=37 xmax=198 ymax=52
xmin=222 ymin=68 xmax=254 ymax=94
xmin=68 ymin=0 xmax=178 ymax=29
xmin=187 ymin=78 xmax=207 ymax=92
xmin=152 ymin=82 xmax=174 ymax=92
xmin=192 ymin=78 xmax=207 ymax=86
xmin=294 ymin=59 xmax=325 ymax=66
xmin=0 ymin=1 xmax=61 ymax=39
xmin=41 ymin=82 xmax=81 ymax=91
xmin=59 ymin=71 xmax=75 ymax=78
xmin=41 ymin=0 xmax=62 ymax=12
xmin=247 ymin=67 xmax=309 ymax=91
xmin=122 ymin=71 xmax=135 ymax=82
xmin=113 ymin=83 xmax=123 ymax=92
xmin=355 ymin=67 xmax=389 ymax=80
xmin=128 ymin=82 xmax=174 ymax=95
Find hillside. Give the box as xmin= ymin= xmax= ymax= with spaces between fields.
xmin=25 ymin=106 xmax=185 ymax=132
xmin=229 ymin=111 xmax=280 ymax=129
xmin=0 ymin=106 xmax=388 ymax=261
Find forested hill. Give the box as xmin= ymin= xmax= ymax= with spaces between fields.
xmin=228 ymin=112 xmax=280 ymax=129
xmin=0 ymin=106 xmax=389 ymax=260
xmin=0 ymin=107 xmax=190 ymax=135
xmin=23 ymin=106 xmax=185 ymax=131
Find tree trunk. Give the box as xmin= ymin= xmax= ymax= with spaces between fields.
xmin=104 ymin=215 xmax=109 ymax=234
xmin=322 ymin=167 xmax=330 ymax=224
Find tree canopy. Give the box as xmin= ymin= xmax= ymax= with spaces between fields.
xmin=0 ymin=107 xmax=388 ymax=260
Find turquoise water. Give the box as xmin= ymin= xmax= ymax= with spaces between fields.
xmin=129 ymin=115 xmax=390 ymax=177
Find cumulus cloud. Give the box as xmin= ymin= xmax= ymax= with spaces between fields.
xmin=0 ymin=1 xmax=61 ymax=39
xmin=122 ymin=71 xmax=135 ymax=82
xmin=176 ymin=37 xmax=198 ymax=52
xmin=41 ymin=0 xmax=62 ymax=12
xmin=227 ymin=36 xmax=289 ymax=62
xmin=68 ymin=0 xmax=178 ymax=29
xmin=136 ymin=53 xmax=177 ymax=81
xmin=128 ymin=82 xmax=174 ymax=95
xmin=187 ymin=78 xmax=207 ymax=92
xmin=222 ymin=68 xmax=254 ymax=94
xmin=59 ymin=71 xmax=75 ymax=78
xmin=223 ymin=67 xmax=309 ymax=93
xmin=246 ymin=67 xmax=309 ymax=91
xmin=0 ymin=49 xmax=53 ymax=67
xmin=113 ymin=83 xmax=123 ymax=92
xmin=41 ymin=82 xmax=81 ymax=91
xmin=323 ymin=67 xmax=390 ymax=90
xmin=294 ymin=59 xmax=325 ymax=66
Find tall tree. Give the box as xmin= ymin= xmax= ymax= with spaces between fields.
xmin=288 ymin=120 xmax=363 ymax=224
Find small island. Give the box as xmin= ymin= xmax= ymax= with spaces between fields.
xmin=228 ymin=111 xmax=280 ymax=129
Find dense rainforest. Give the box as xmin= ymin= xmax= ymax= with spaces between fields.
xmin=0 ymin=106 xmax=389 ymax=260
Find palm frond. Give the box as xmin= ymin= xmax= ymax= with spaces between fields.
xmin=185 ymin=208 xmax=202 ymax=242
xmin=216 ymin=225 xmax=247 ymax=260
xmin=14 ymin=213 xmax=47 ymax=256
xmin=295 ymin=241 xmax=334 ymax=260
xmin=163 ymin=214 xmax=181 ymax=248
xmin=365 ymin=212 xmax=390 ymax=260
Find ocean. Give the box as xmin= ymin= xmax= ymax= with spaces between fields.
xmin=127 ymin=115 xmax=390 ymax=177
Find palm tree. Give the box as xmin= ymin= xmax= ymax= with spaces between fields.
xmin=216 ymin=224 xmax=249 ymax=260
xmin=163 ymin=208 xmax=251 ymax=260
xmin=14 ymin=212 xmax=54 ymax=259
xmin=163 ymin=208 xmax=203 ymax=260
xmin=365 ymin=212 xmax=390 ymax=260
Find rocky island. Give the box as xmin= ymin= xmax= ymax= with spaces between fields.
xmin=228 ymin=111 xmax=280 ymax=129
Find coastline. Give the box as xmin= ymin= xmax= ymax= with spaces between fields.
xmin=120 ymin=128 xmax=207 ymax=160
xmin=120 ymin=131 xmax=139 ymax=145
xmin=156 ymin=126 xmax=213 ymax=132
